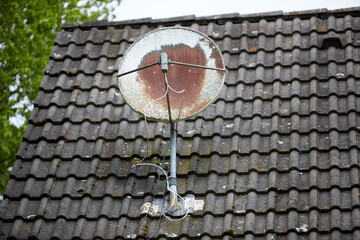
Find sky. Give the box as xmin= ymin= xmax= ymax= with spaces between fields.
xmin=113 ymin=0 xmax=359 ymax=21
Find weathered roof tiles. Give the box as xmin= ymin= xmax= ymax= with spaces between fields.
xmin=1 ymin=6 xmax=360 ymax=240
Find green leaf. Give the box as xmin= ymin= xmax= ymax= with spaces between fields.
xmin=0 ymin=0 xmax=121 ymax=198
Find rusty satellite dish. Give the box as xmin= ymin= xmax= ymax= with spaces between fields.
xmin=117 ymin=27 xmax=225 ymax=122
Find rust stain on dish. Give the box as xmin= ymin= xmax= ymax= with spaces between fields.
xmin=138 ymin=44 xmax=207 ymax=111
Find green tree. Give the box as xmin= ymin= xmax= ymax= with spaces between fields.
xmin=0 ymin=0 xmax=121 ymax=196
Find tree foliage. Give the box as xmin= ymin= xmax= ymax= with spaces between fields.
xmin=0 ymin=0 xmax=121 ymax=196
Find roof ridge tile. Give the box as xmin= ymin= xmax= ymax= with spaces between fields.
xmin=61 ymin=7 xmax=360 ymax=30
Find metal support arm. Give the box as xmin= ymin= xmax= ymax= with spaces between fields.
xmin=169 ymin=60 xmax=226 ymax=72
xmin=117 ymin=62 xmax=158 ymax=77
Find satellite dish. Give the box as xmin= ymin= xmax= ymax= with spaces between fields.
xmin=117 ymin=27 xmax=225 ymax=122
xmin=117 ymin=27 xmax=226 ymax=217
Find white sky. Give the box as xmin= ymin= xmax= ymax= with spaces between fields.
xmin=113 ymin=0 xmax=359 ymax=21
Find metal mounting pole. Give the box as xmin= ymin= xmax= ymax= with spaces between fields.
xmin=160 ymin=52 xmax=178 ymax=208
xmin=169 ymin=122 xmax=178 ymax=207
